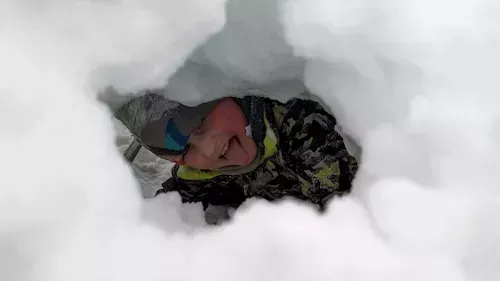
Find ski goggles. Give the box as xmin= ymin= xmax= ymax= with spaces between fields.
xmin=141 ymin=98 xmax=219 ymax=161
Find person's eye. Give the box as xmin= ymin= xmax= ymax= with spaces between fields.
xmin=193 ymin=127 xmax=203 ymax=134
xmin=181 ymin=144 xmax=191 ymax=160
xmin=193 ymin=118 xmax=206 ymax=134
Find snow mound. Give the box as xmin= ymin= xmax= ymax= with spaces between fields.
xmin=282 ymin=0 xmax=500 ymax=279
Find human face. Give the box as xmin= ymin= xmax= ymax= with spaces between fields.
xmin=161 ymin=98 xmax=257 ymax=170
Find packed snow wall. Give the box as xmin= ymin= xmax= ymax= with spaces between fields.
xmin=2 ymin=0 xmax=500 ymax=281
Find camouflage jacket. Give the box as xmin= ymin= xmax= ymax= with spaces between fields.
xmin=159 ymin=96 xmax=358 ymax=210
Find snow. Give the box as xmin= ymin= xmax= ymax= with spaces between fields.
xmin=1 ymin=0 xmax=500 ymax=281
xmin=157 ymin=0 xmax=307 ymax=105
xmin=281 ymin=0 xmax=500 ymax=280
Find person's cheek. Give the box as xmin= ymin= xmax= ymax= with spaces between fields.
xmin=186 ymin=154 xmax=206 ymax=170
xmin=181 ymin=153 xmax=193 ymax=166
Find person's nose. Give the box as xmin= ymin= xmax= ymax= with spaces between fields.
xmin=189 ymin=132 xmax=217 ymax=159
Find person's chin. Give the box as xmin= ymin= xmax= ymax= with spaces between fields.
xmin=218 ymin=157 xmax=251 ymax=168
xmin=217 ymin=134 xmax=257 ymax=167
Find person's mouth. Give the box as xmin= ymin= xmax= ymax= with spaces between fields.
xmin=219 ymin=137 xmax=249 ymax=165
xmin=220 ymin=140 xmax=229 ymax=157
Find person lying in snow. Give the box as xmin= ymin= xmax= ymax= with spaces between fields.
xmin=113 ymin=91 xmax=358 ymax=223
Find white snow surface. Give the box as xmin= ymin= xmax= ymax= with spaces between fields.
xmin=2 ymin=0 xmax=500 ymax=281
